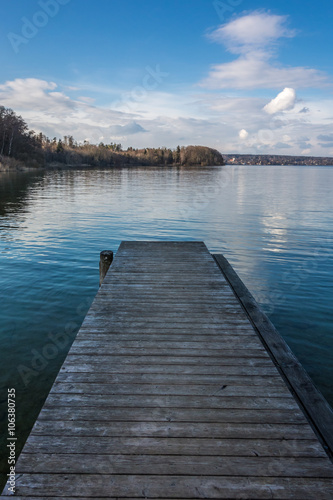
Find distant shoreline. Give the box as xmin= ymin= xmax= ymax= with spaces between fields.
xmin=1 ymin=156 xmax=333 ymax=173
xmin=224 ymin=154 xmax=333 ymax=166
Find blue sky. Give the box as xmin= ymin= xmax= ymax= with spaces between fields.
xmin=0 ymin=0 xmax=332 ymax=155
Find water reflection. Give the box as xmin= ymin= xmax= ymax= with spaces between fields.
xmin=0 ymin=165 xmax=332 ymax=488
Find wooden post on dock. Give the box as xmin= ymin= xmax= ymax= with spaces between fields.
xmin=99 ymin=250 xmax=113 ymax=286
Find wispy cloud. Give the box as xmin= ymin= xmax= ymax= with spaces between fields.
xmin=201 ymin=11 xmax=329 ymax=90
xmin=208 ymin=12 xmax=296 ymax=54
xmin=200 ymin=56 xmax=328 ymax=90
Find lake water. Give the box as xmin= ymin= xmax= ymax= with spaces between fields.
xmin=0 ymin=164 xmax=332 ymax=485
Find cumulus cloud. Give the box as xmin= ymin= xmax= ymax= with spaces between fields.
xmin=239 ymin=129 xmax=249 ymax=140
xmin=264 ymin=88 xmax=296 ymax=114
xmin=201 ymin=11 xmax=328 ymax=90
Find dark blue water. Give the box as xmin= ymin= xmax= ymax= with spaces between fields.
xmin=0 ymin=165 xmax=332 ymax=484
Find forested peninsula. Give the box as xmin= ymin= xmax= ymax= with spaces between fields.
xmin=0 ymin=106 xmax=224 ymax=170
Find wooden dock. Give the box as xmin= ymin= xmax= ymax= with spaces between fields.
xmin=3 ymin=241 xmax=333 ymax=498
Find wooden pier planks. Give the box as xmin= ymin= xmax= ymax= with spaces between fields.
xmin=2 ymin=241 xmax=333 ymax=499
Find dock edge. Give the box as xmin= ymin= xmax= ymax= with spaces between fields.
xmin=213 ymin=253 xmax=333 ymax=461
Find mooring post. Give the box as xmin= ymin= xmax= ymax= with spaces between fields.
xmin=99 ymin=250 xmax=113 ymax=286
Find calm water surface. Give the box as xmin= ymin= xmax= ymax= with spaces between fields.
xmin=0 ymin=165 xmax=332 ymax=482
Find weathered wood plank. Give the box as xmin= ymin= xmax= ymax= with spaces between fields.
xmin=75 ymin=333 xmax=263 ymax=352
xmin=74 ymin=334 xmax=260 ymax=344
xmin=11 ymin=474 xmax=333 ymax=499
xmin=83 ymin=314 xmax=251 ymax=323
xmin=36 ymin=406 xmax=310 ymax=424
xmin=43 ymin=393 xmax=300 ymax=410
xmin=16 ymin=454 xmax=333 ymax=477
xmin=68 ymin=346 xmax=269 ymax=357
xmin=31 ymin=420 xmax=316 ymax=440
xmin=22 ymin=435 xmax=326 ymax=457
xmin=81 ymin=319 xmax=252 ymax=327
xmin=56 ymin=372 xmax=284 ymax=386
xmin=63 ymin=354 xmax=274 ymax=366
xmin=60 ymin=362 xmax=280 ymax=376
xmin=79 ymin=322 xmax=253 ymax=332
xmin=49 ymin=382 xmax=293 ymax=398
xmin=77 ymin=326 xmax=256 ymax=335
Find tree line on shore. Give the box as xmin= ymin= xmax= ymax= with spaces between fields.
xmin=0 ymin=106 xmax=225 ymax=169
xmin=0 ymin=106 xmax=44 ymax=167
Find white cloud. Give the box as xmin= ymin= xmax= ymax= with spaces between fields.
xmin=239 ymin=129 xmax=249 ymax=140
xmin=0 ymin=78 xmax=140 ymax=141
xmin=201 ymin=12 xmax=329 ymax=90
xmin=113 ymin=90 xmax=197 ymax=120
xmin=0 ymin=79 xmax=59 ymax=109
xmin=208 ymin=12 xmax=295 ymax=54
xmin=200 ymin=55 xmax=328 ymax=90
xmin=264 ymin=88 xmax=297 ymax=114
